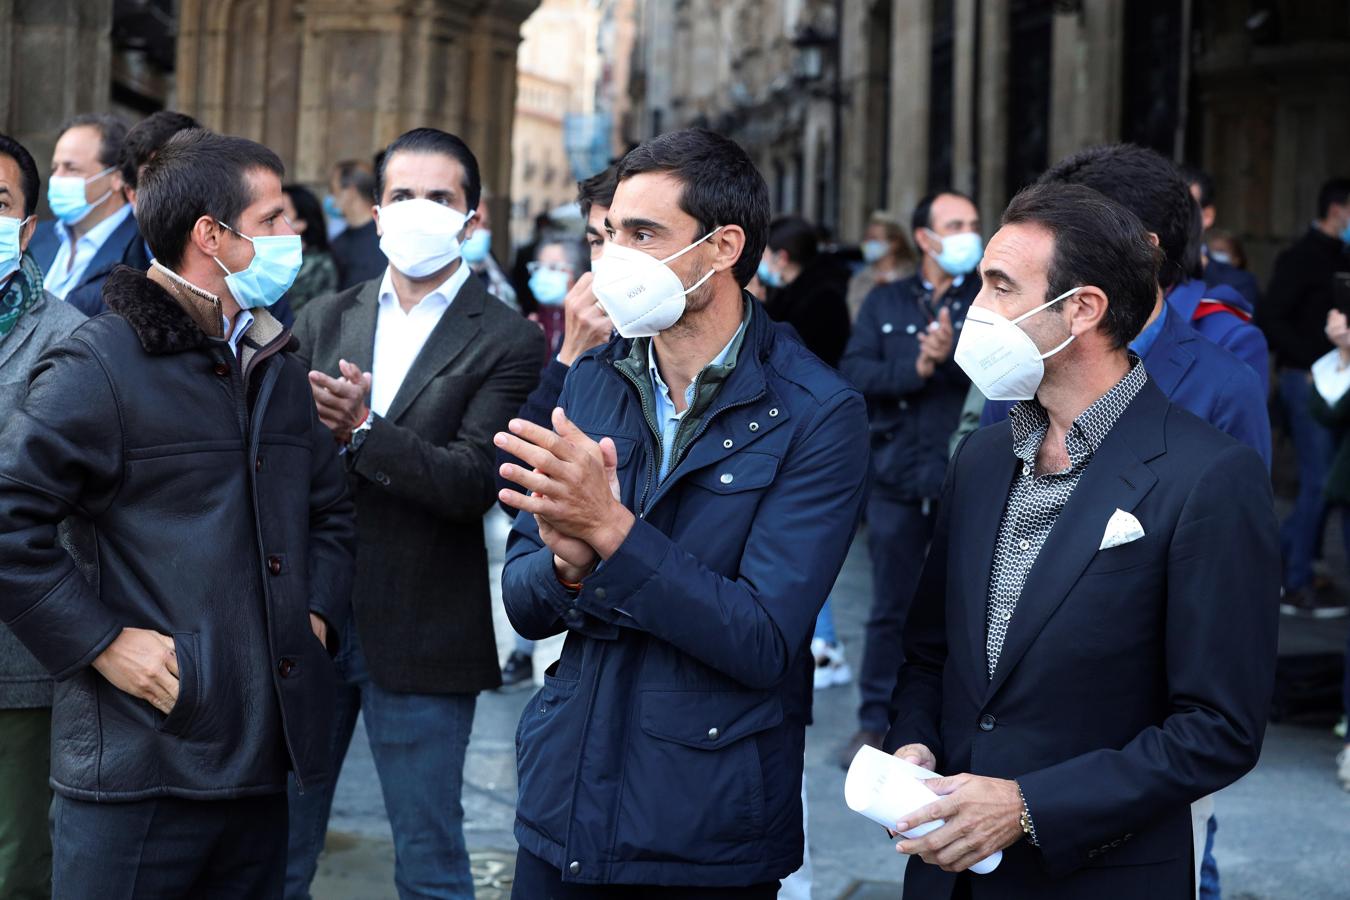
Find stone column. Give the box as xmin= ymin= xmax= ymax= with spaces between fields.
xmin=176 ymin=0 xmax=537 ymax=256
xmin=1048 ymin=0 xmax=1124 ymax=162
xmin=888 ymin=1 xmax=932 ymax=225
xmin=951 ymin=0 xmax=978 ymax=198
xmin=465 ymin=2 xmax=536 ymax=261
xmin=0 ymin=0 xmax=113 ymax=193
xmin=976 ymin=0 xmax=1010 ymax=229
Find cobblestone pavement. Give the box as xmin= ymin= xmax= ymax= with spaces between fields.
xmin=312 ymin=509 xmax=1350 ymax=900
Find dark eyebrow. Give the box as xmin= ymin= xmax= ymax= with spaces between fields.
xmin=983 ymin=267 xmax=1019 ymax=288
xmin=618 ymin=216 xmax=667 ymax=234
xmin=585 ymin=223 xmax=603 ymax=237
xmin=261 ymin=205 xmax=285 ymax=219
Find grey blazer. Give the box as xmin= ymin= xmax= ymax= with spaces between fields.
xmin=1 ymin=291 xmax=87 ymax=708
xmin=292 ymin=270 xmax=544 ymax=694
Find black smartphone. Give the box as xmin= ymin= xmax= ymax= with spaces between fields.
xmin=1335 ymin=272 xmax=1350 ymax=317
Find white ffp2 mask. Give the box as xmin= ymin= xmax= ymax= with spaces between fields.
xmin=953 ymin=287 xmax=1081 ymax=401
xmin=590 ymin=227 xmax=722 ymax=338
xmin=376 ymin=199 xmax=473 ymax=278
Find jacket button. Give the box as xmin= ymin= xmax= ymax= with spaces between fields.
xmin=212 ymin=361 xmax=230 ymax=377
xmin=255 ymin=456 xmax=264 ymax=472
xmin=278 ymin=657 xmax=297 ymax=677
xmin=376 ymin=471 xmax=390 ymax=485
xmin=720 ymin=473 xmax=734 ymax=485
xmin=978 ymin=713 xmax=996 ymax=731
xmin=568 ymin=861 xmax=581 ymax=875
xmin=898 ymin=400 xmax=909 ymax=411
xmin=768 ymin=408 xmax=779 ymax=417
xmin=267 ymin=555 xmax=282 ymax=576
xmin=748 ymin=422 xmax=759 ymax=431
xmin=723 ymin=439 xmax=733 ymax=449
xmin=593 ymin=587 xmax=607 ymax=602
xmin=707 ymin=727 xmax=720 ymax=740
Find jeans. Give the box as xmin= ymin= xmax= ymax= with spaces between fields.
xmin=856 ymin=494 xmax=936 ymax=734
xmin=813 ymin=598 xmax=838 ymax=645
xmin=0 ymin=709 xmax=51 ymax=900
xmin=51 ymin=792 xmax=287 ymax=900
xmin=1200 ymin=814 xmax=1220 ymax=899
xmin=1278 ymin=369 xmax=1340 ymax=592
xmin=284 ymin=622 xmax=478 ymax=900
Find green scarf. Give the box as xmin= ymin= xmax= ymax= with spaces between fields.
xmin=0 ymin=253 xmax=44 ymax=342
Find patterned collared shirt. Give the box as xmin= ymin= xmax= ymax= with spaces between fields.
xmin=985 ymin=356 xmax=1149 ymax=677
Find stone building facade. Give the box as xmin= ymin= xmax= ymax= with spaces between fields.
xmin=627 ymin=0 xmax=1350 ymax=281
xmin=511 ymin=0 xmax=603 ymax=247
xmin=2 ymin=0 xmax=540 ymax=261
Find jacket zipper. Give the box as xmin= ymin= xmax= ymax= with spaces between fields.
xmin=613 ymin=362 xmax=662 ymax=517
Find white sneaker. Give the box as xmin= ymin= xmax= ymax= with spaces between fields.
xmin=811 ymin=638 xmax=852 ymax=690
xmin=1337 ymin=746 xmax=1350 ymax=792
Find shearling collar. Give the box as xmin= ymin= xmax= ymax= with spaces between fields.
xmin=147 ymin=261 xmax=226 ymax=340
xmin=103 ymin=264 xmax=289 ymax=361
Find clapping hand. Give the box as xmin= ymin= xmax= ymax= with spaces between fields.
xmin=916 ymin=308 xmax=954 ymax=378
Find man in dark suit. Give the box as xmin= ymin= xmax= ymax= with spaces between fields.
xmin=29 ymin=114 xmax=149 ymax=317
xmin=884 ymin=182 xmax=1279 ymax=899
xmin=327 ymin=159 xmax=387 ymax=291
xmin=285 ymin=128 xmax=543 ymax=900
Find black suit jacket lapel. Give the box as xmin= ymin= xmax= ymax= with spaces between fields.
xmin=984 ymin=380 xmax=1168 ymax=702
xmin=383 ymin=270 xmax=486 ymax=423
xmin=956 ymin=425 xmax=1021 ymax=683
xmin=338 ymin=278 xmax=380 ymax=374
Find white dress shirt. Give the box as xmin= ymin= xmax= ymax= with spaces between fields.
xmin=370 ymin=262 xmax=471 ymax=417
xmin=44 ymin=204 xmax=133 ymax=300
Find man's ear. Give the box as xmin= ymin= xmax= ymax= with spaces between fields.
xmin=18 ymin=216 xmax=37 ymax=254
xmin=1145 ymin=231 xmax=1161 ymax=249
xmin=1067 ymin=286 xmax=1110 ymax=337
xmin=710 ymin=224 xmax=746 ymax=275
xmin=188 ymin=215 xmax=226 ymax=259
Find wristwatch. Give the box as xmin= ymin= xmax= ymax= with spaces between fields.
xmin=348 ymin=409 xmax=374 ymax=454
xmin=1017 ymin=783 xmax=1040 ymax=847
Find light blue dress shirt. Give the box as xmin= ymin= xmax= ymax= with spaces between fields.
xmin=226 ymin=310 xmax=255 ymax=358
xmin=647 ymin=319 xmax=747 ymax=481
xmin=43 ymin=204 xmax=133 ymax=300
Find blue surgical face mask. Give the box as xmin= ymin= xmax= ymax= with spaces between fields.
xmin=214 ymin=221 xmax=303 ymax=310
xmin=861 ymin=239 xmax=891 ymax=264
xmin=461 ymin=228 xmax=492 ymax=264
xmin=0 ymin=216 xmax=32 ymax=283
xmin=323 ymin=194 xmax=345 ymax=225
xmin=757 ymin=259 xmax=783 ymax=289
xmin=926 ymin=229 xmax=982 ymax=277
xmin=529 ymin=266 xmax=571 ymax=306
xmin=1208 ymin=249 xmax=1233 ymax=266
xmin=48 ymin=168 xmax=115 ymax=225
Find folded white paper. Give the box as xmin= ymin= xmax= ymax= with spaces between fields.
xmin=1099 ymin=508 xmax=1145 ymax=551
xmin=1312 ymin=349 xmax=1350 ymax=406
xmin=844 ymin=745 xmax=1002 ymax=875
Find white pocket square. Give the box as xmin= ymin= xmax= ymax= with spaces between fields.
xmin=1099 ymin=508 xmax=1145 ymax=550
